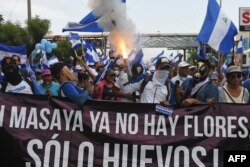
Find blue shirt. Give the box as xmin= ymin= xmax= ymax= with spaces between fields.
xmin=38 ymin=81 xmax=60 ymax=96
xmin=60 ymin=82 xmax=90 ymax=105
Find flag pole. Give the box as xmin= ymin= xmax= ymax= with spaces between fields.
xmin=218 ymin=0 xmax=223 ymax=67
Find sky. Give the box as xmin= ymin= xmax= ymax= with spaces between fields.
xmin=1 ymin=0 xmax=249 ymax=34
xmin=0 ymin=0 xmax=249 ymax=60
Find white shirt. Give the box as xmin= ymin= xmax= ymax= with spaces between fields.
xmin=5 ymin=80 xmax=33 ymax=94
xmin=118 ymin=71 xmax=168 ymax=103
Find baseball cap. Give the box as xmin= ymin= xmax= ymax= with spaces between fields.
xmin=155 ymin=57 xmax=170 ymax=69
xmin=75 ymin=65 xmax=83 ymax=70
xmin=178 ymin=61 xmax=190 ymax=68
xmin=209 ymin=72 xmax=218 ymax=80
xmin=226 ymin=65 xmax=242 ymax=74
xmin=41 ymin=69 xmax=51 ymax=77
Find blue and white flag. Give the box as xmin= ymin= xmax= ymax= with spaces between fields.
xmin=196 ymin=0 xmax=238 ymax=55
xmin=129 ymin=48 xmax=144 ymax=66
xmin=100 ymin=54 xmax=109 ymax=66
xmin=48 ymin=55 xmax=59 ymax=66
xmin=84 ymin=42 xmax=100 ymax=65
xmin=221 ymin=55 xmax=232 ymax=73
xmin=26 ymin=59 xmax=41 ymax=95
xmin=62 ymin=0 xmax=126 ymax=33
xmin=40 ymin=51 xmax=49 ymax=70
xmin=95 ymin=59 xmax=113 ymax=84
xmin=234 ymin=36 xmax=243 ymax=65
xmin=68 ymin=32 xmax=82 ymax=49
xmin=196 ymin=42 xmax=207 ymax=60
xmin=0 ymin=43 xmax=27 ymax=64
xmin=151 ymin=50 xmax=164 ymax=63
xmin=236 ymin=36 xmax=243 ymax=55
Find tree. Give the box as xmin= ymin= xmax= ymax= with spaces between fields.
xmin=26 ymin=15 xmax=50 ymax=56
xmin=52 ymin=40 xmax=73 ymax=62
xmin=0 ymin=15 xmax=50 ymax=56
xmin=0 ymin=14 xmax=3 ymax=23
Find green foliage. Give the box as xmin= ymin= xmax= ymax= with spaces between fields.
xmin=187 ymin=48 xmax=197 ymax=65
xmin=52 ymin=40 xmax=73 ymax=62
xmin=0 ymin=15 xmax=3 ymax=23
xmin=0 ymin=21 xmax=29 ymax=45
xmin=0 ymin=15 xmax=50 ymax=56
xmin=25 ymin=15 xmax=50 ymax=56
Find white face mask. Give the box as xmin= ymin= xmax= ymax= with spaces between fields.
xmin=152 ymin=70 xmax=169 ymax=86
xmin=114 ymin=70 xmax=119 ymax=76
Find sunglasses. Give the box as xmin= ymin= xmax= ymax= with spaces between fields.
xmin=229 ymin=73 xmax=242 ymax=80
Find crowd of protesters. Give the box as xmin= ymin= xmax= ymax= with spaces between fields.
xmin=0 ymin=50 xmax=249 ymax=106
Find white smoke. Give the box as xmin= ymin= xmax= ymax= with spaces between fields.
xmin=88 ymin=0 xmax=137 ymax=57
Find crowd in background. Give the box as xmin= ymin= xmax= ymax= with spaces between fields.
xmin=0 ymin=50 xmax=249 ymax=106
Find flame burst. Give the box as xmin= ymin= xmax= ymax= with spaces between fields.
xmin=118 ymin=38 xmax=128 ymax=59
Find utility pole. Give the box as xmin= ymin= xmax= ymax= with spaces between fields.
xmin=27 ymin=0 xmax=31 ymax=20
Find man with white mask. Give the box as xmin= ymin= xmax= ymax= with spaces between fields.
xmin=117 ymin=57 xmax=171 ymax=104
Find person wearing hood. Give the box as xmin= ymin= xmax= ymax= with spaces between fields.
xmin=50 ymin=62 xmax=92 ymax=105
xmin=117 ymin=57 xmax=171 ymax=104
xmin=1 ymin=57 xmax=33 ymax=94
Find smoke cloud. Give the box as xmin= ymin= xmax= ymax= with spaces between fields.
xmin=88 ymin=0 xmax=137 ymax=57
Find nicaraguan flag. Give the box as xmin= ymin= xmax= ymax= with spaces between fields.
xmin=67 ymin=32 xmax=82 ymax=49
xmin=129 ymin=48 xmax=144 ymax=66
xmin=236 ymin=36 xmax=243 ymax=55
xmin=196 ymin=42 xmax=207 ymax=60
xmin=221 ymin=56 xmax=232 ymax=73
xmin=62 ymin=0 xmax=125 ymax=33
xmin=40 ymin=51 xmax=49 ymax=70
xmin=234 ymin=36 xmax=243 ymax=65
xmin=0 ymin=43 xmax=27 ymax=64
xmin=26 ymin=59 xmax=41 ymax=95
xmin=48 ymin=56 xmax=59 ymax=66
xmin=151 ymin=50 xmax=164 ymax=63
xmin=196 ymin=0 xmax=238 ymax=55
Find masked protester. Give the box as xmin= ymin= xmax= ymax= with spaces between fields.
xmin=219 ymin=65 xmax=249 ymax=103
xmin=117 ymin=57 xmax=171 ymax=104
xmin=181 ymin=60 xmax=219 ymax=106
xmin=1 ymin=57 xmax=33 ymax=94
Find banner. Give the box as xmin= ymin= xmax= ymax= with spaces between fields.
xmin=0 ymin=43 xmax=27 ymax=64
xmin=0 ymin=93 xmax=250 ymax=166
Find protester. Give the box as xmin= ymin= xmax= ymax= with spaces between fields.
xmin=93 ymin=69 xmax=130 ymax=101
xmin=116 ymin=63 xmax=147 ymax=102
xmin=169 ymin=61 xmax=192 ymax=105
xmin=181 ymin=60 xmax=219 ymax=106
xmin=77 ymin=72 xmax=94 ymax=96
xmin=218 ymin=65 xmax=249 ymax=103
xmin=50 ymin=62 xmax=92 ymax=105
xmin=209 ymin=71 xmax=219 ymax=86
xmin=35 ymin=68 xmax=43 ymax=84
xmin=1 ymin=57 xmax=33 ymax=94
xmin=11 ymin=54 xmax=21 ymax=65
xmin=38 ymin=69 xmax=60 ymax=96
xmin=117 ymin=57 xmax=171 ymax=104
xmin=188 ymin=65 xmax=197 ymax=77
